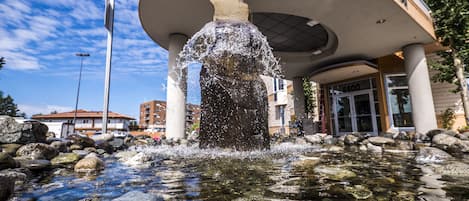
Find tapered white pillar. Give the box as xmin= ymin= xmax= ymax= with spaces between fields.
xmin=165 ymin=34 xmax=188 ymax=139
xmin=403 ymin=43 xmax=437 ymax=134
xmin=293 ymin=77 xmax=306 ymax=120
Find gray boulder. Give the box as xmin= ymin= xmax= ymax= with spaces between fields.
xmin=109 ymin=138 xmax=125 ymax=150
xmin=304 ymin=134 xmax=322 ymax=144
xmin=344 ymin=134 xmax=359 ymax=145
xmin=426 ymin=129 xmax=447 ymax=139
xmin=50 ymin=141 xmax=68 ymax=153
xmin=74 ymin=155 xmax=104 ymax=172
xmin=0 ymin=117 xmax=48 ymax=144
xmin=431 ymin=134 xmax=468 ymax=154
xmin=433 ymin=161 xmax=469 ymax=177
xmin=112 ymin=191 xmax=162 ymax=201
xmin=367 ymin=143 xmax=383 ymax=153
xmin=16 ymin=143 xmax=58 ymax=160
xmin=368 ymin=137 xmax=395 ymax=146
xmin=66 ymin=134 xmax=95 ymax=148
xmin=416 ymin=147 xmax=453 ymax=163
xmin=95 ymin=140 xmax=114 ymax=154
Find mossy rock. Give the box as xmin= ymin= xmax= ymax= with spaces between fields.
xmin=51 ymin=153 xmax=80 ymax=165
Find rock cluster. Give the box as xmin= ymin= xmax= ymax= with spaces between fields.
xmin=0 ymin=116 xmax=139 ymax=200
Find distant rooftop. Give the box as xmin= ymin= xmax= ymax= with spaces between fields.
xmin=32 ymin=110 xmax=135 ymax=120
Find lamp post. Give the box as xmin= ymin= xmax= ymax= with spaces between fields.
xmin=103 ymin=0 xmax=115 ymax=134
xmin=74 ymin=53 xmax=90 ymax=124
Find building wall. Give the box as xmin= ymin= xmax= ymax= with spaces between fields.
xmin=139 ymin=100 xmax=167 ymax=128
xmin=429 ymin=70 xmax=467 ymax=130
xmin=262 ymin=76 xmax=295 ymax=135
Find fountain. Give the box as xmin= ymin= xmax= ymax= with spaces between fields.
xmin=177 ymin=0 xmax=282 ymax=150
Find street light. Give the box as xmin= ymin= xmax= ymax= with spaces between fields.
xmin=73 ymin=53 xmax=90 ymax=124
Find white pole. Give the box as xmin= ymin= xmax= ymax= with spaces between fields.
xmin=102 ymin=0 xmax=115 ymax=134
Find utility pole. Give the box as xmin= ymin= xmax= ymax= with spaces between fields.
xmin=103 ymin=0 xmax=115 ymax=134
xmin=74 ymin=53 xmax=90 ymax=124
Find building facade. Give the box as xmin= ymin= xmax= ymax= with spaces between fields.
xmin=139 ymin=100 xmax=201 ymax=132
xmin=32 ymin=110 xmax=135 ymax=134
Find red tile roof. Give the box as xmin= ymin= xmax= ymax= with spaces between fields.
xmin=32 ymin=110 xmax=135 ymax=120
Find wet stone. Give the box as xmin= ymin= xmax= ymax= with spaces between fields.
xmin=344 ymin=185 xmax=373 ymax=200
xmin=17 ymin=159 xmax=51 ymax=170
xmin=304 ymin=135 xmax=322 ymax=144
xmin=74 ymin=155 xmax=104 ymax=173
xmin=368 ymin=137 xmax=395 ymax=146
xmin=415 ymin=147 xmax=453 ymax=164
xmin=314 ymin=165 xmax=356 ymax=181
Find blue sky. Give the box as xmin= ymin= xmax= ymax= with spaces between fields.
xmin=0 ymin=0 xmax=201 ymax=119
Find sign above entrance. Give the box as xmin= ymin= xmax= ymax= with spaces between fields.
xmin=331 ymin=79 xmax=372 ymax=95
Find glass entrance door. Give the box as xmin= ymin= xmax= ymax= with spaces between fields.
xmin=333 ymin=90 xmax=377 ymax=135
xmin=336 ymin=96 xmax=353 ymax=133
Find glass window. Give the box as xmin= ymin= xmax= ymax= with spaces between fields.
xmin=275 ymin=105 xmax=286 ymax=125
xmin=386 ymin=75 xmax=414 ymax=128
xmin=278 ymin=79 xmax=284 ymax=90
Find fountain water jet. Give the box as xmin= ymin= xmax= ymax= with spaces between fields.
xmin=177 ymin=0 xmax=282 ymax=150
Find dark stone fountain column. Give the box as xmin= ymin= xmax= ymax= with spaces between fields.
xmin=199 ymin=63 xmax=270 ymax=150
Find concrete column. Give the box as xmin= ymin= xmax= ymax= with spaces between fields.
xmin=293 ymin=77 xmax=306 ymax=120
xmin=403 ymin=43 xmax=437 ymax=134
xmin=165 ymin=34 xmax=188 ymax=139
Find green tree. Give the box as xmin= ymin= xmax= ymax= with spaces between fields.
xmin=303 ymin=77 xmax=317 ymax=118
xmin=426 ymin=0 xmax=469 ymax=125
xmin=0 ymin=91 xmax=20 ymax=116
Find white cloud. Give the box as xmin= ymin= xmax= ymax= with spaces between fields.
xmin=18 ymin=104 xmax=73 ymax=116
xmin=0 ymin=51 xmax=41 ymax=70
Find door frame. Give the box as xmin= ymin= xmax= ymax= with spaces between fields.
xmin=333 ymin=89 xmax=378 ymax=136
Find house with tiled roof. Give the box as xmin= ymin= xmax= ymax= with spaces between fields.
xmin=32 ymin=110 xmax=135 ymax=134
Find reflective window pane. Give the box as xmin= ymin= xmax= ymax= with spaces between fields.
xmin=386 ymin=75 xmax=408 ymax=87
xmin=389 ymin=88 xmax=414 ymax=127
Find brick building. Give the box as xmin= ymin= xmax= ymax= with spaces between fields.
xmin=139 ymin=100 xmax=201 ymax=132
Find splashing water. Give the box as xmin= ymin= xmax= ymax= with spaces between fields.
xmin=177 ymin=21 xmax=282 ymax=79
xmin=173 ymin=20 xmax=283 ymax=150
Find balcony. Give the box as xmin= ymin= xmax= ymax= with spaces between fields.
xmin=394 ymin=0 xmax=435 ymax=39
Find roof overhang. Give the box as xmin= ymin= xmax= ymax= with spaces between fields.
xmin=310 ymin=61 xmax=378 ymax=84
xmin=138 ymin=0 xmax=436 ymax=79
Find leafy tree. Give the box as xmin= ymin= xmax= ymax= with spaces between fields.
xmin=303 ymin=77 xmax=317 ymax=119
xmin=426 ymin=0 xmax=469 ymax=125
xmin=0 ymin=91 xmax=20 ymax=116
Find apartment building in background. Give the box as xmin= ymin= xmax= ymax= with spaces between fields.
xmin=139 ymin=100 xmax=201 ymax=132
